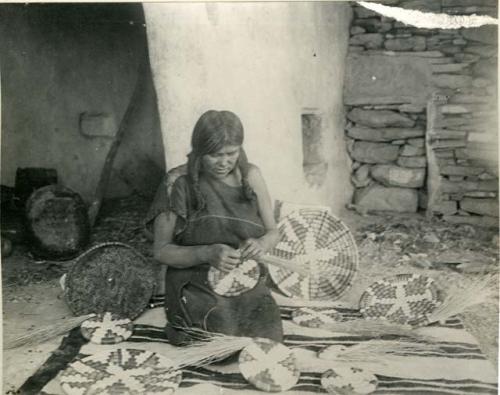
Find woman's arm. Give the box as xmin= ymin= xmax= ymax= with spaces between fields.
xmin=240 ymin=164 xmax=280 ymax=259
xmin=153 ymin=212 xmax=241 ymax=271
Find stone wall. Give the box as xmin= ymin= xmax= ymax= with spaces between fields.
xmin=347 ymin=105 xmax=427 ymax=213
xmin=344 ymin=0 xmax=498 ymax=224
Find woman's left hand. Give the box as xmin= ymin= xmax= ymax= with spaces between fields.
xmin=240 ymin=238 xmax=265 ymax=261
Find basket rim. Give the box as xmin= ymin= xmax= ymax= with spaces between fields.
xmin=67 ymin=241 xmax=151 ymax=277
xmin=65 ymin=242 xmax=154 ymax=283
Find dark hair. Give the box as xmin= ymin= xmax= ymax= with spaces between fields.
xmin=187 ymin=110 xmax=254 ymax=211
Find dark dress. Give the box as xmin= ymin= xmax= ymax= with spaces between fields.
xmin=146 ymin=171 xmax=283 ymax=345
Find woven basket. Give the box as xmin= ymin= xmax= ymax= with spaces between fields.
xmin=64 ymin=242 xmax=158 ymax=319
xmin=25 ymin=184 xmax=90 ymax=260
xmin=268 ymin=209 xmax=358 ymax=300
xmin=80 ymin=312 xmax=134 ymax=345
xmin=207 ymin=259 xmax=260 ymax=297
xmin=359 ymin=273 xmax=441 ymax=325
xmin=59 ymin=348 xmax=182 ymax=395
xmin=291 ymin=307 xmax=344 ymax=328
xmin=321 ymin=367 xmax=378 ymax=395
xmin=238 ymin=338 xmax=300 ymax=392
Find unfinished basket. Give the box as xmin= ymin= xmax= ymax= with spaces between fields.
xmin=268 ymin=209 xmax=358 ymax=300
xmin=64 ymin=242 xmax=158 ymax=319
xmin=207 ymin=259 xmax=260 ymax=297
xmin=359 ymin=273 xmax=441 ymax=325
xmin=59 ymin=348 xmax=181 ymax=395
xmin=238 ymin=338 xmax=300 ymax=392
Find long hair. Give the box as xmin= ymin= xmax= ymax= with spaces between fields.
xmin=187 ymin=110 xmax=254 ymax=211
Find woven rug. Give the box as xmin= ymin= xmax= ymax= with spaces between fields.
xmin=20 ymin=295 xmax=497 ymax=395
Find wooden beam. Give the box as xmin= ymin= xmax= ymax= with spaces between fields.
xmin=88 ymin=54 xmax=148 ymax=227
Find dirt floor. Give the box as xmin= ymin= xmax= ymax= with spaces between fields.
xmin=2 ymin=195 xmax=499 ymax=393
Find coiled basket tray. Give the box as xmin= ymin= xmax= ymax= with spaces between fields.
xmin=268 ymin=208 xmax=358 ymax=301
xmin=64 ymin=242 xmax=158 ymax=319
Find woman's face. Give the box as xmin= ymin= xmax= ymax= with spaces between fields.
xmin=202 ymin=144 xmax=241 ymax=179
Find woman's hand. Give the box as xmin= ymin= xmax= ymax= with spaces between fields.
xmin=240 ymin=238 xmax=265 ymax=261
xmin=207 ymin=244 xmax=241 ymax=272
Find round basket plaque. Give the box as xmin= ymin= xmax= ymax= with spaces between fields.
xmin=207 ymin=259 xmax=260 ymax=297
xmin=321 ymin=367 xmax=378 ymax=395
xmin=59 ymin=348 xmax=181 ymax=395
xmin=238 ymin=338 xmax=300 ymax=392
xmin=359 ymin=273 xmax=441 ymax=325
xmin=291 ymin=307 xmax=343 ymax=328
xmin=268 ymin=209 xmax=358 ymax=300
xmin=80 ymin=312 xmax=134 ymax=345
xmin=64 ymin=242 xmax=158 ymax=319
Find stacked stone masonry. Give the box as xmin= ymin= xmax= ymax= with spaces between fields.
xmin=345 ymin=0 xmax=498 ymax=225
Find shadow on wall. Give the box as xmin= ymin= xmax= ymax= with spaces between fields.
xmin=0 ymin=4 xmax=165 ymax=202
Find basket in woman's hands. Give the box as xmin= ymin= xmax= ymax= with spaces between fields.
xmin=208 ymin=209 xmax=358 ymax=300
xmin=207 ymin=245 xmax=308 ymax=297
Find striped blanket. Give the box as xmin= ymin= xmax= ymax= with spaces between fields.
xmin=31 ymin=296 xmax=497 ymax=395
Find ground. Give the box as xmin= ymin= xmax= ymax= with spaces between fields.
xmin=2 ymin=195 xmax=498 ymax=393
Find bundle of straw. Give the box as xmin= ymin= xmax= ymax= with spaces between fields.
xmin=167 ymin=327 xmax=254 ymax=369
xmin=425 ymin=274 xmax=498 ymax=325
xmin=320 ymin=340 xmax=443 ymax=365
xmin=4 ymin=314 xmax=95 ymax=350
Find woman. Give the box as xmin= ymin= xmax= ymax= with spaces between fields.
xmin=146 ymin=110 xmax=283 ymax=345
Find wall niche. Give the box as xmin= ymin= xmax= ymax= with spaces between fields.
xmin=302 ymin=112 xmax=328 ymax=187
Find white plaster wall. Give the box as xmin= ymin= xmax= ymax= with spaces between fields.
xmin=144 ymin=3 xmax=353 ymax=214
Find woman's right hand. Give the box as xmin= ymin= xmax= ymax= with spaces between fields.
xmin=207 ymin=244 xmax=241 ymax=272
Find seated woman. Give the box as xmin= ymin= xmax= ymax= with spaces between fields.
xmin=146 ymin=110 xmax=284 ymax=345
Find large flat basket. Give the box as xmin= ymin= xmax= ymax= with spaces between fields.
xmin=268 ymin=209 xmax=358 ymax=300
xmin=64 ymin=242 xmax=158 ymax=319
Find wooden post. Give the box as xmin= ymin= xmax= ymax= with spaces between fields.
xmin=88 ymin=55 xmax=148 ymax=227
xmin=425 ymin=92 xmax=448 ymax=218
